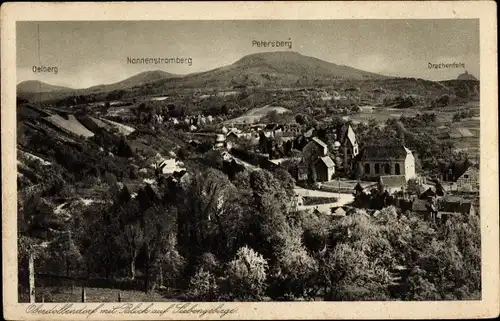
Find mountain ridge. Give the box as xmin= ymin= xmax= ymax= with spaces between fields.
xmin=17 ymin=51 xmax=476 ymax=104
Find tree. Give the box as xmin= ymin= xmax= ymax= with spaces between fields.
xmin=295 ymin=113 xmax=306 ymax=125
xmin=142 ymin=205 xmax=178 ymax=292
xmin=321 ymin=212 xmax=395 ymax=300
xmin=177 ymin=169 xmax=236 ymax=265
xmin=121 ymin=220 xmax=143 ymax=280
xmin=189 ymin=268 xmax=218 ymax=300
xmin=406 ymin=179 xmax=423 ymax=196
xmin=225 ymin=246 xmax=269 ymax=300
xmin=270 ymin=225 xmax=318 ymax=299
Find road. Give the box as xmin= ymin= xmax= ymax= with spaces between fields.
xmin=295 ymin=187 xmax=354 ymax=214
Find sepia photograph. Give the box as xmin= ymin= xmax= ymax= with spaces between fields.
xmin=2 ymin=1 xmax=499 ymax=320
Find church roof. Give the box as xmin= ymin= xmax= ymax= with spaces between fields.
xmin=345 ymin=125 xmax=357 ymax=146
xmin=360 ymin=145 xmax=410 ymax=161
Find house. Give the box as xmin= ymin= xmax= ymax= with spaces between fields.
xmin=292 ymin=162 xmax=308 ymax=182
xmin=226 ymin=131 xmax=239 ymax=142
xmin=303 ymin=137 xmax=329 ymax=163
xmin=419 ymin=185 xmax=445 ymax=200
xmin=378 ymin=175 xmax=407 ymax=194
xmin=263 ymin=123 xmax=279 ymax=138
xmin=331 ymin=207 xmax=346 ymax=217
xmin=442 ymin=161 xmax=471 ymax=182
xmin=215 ymin=134 xmax=226 ymax=149
xmin=293 ymin=134 xmax=309 ymax=151
xmin=411 ymin=199 xmax=438 ymax=221
xmin=314 ymin=156 xmax=335 ymax=182
xmin=357 ymin=145 xmax=416 ymax=181
xmin=455 ymin=165 xmax=479 ymax=192
xmin=156 ymin=158 xmax=185 ymax=175
xmin=437 ymin=199 xmax=476 ymax=222
xmin=353 ymin=181 xmax=378 ymax=195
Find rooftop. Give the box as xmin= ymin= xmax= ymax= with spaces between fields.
xmin=439 ymin=200 xmax=474 ymax=214
xmin=316 ymin=156 xmax=335 ymax=168
xmin=360 ymin=145 xmax=410 ymax=161
xmin=412 ymin=199 xmax=430 ymax=212
xmin=312 ymin=137 xmax=328 ymax=149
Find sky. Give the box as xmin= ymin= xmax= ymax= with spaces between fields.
xmin=17 ymin=20 xmax=480 ymax=89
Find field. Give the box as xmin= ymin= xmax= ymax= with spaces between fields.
xmin=352 ymin=100 xmax=480 ymax=159
xmin=19 ymin=286 xmax=175 ymax=303
xmin=351 ymin=105 xmax=421 ymax=124
xmin=45 ymin=114 xmax=95 ymax=138
xmin=224 ymin=105 xmax=290 ymax=125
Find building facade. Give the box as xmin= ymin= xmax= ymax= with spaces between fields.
xmin=303 ymin=137 xmax=328 ymax=164
xmin=314 ymin=156 xmax=335 ymax=182
xmin=357 ymin=145 xmax=416 ymax=181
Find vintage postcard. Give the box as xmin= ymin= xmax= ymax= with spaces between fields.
xmin=1 ymin=1 xmax=499 ymax=320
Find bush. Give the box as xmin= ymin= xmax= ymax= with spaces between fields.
xmin=188 ymin=268 xmax=218 ymax=300
xmin=225 ymin=246 xmax=268 ymax=300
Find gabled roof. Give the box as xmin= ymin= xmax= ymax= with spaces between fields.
xmin=360 ymin=145 xmax=410 ymax=161
xmin=458 ymin=165 xmax=479 ymax=179
xmin=439 ymin=200 xmax=474 ymax=214
xmin=332 ymin=207 xmax=346 ymax=216
xmin=311 ymin=137 xmax=328 ymax=149
xmin=316 ymin=156 xmax=335 ymax=168
xmin=379 ymin=175 xmax=407 ymax=188
xmin=419 ymin=187 xmax=437 ymax=199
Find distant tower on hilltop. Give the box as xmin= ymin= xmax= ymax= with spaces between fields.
xmin=457 ymin=70 xmax=478 ymax=81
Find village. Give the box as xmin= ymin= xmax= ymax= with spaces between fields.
xmin=101 ymin=102 xmax=480 ymax=224
xmin=15 ymin=26 xmax=481 ymax=302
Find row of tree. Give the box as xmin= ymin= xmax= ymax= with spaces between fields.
xmin=19 ymin=162 xmax=481 ymax=301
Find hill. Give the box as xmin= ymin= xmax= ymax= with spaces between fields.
xmin=17 ymin=70 xmax=179 ymax=103
xmin=173 ymin=51 xmax=387 ymax=89
xmin=17 ymin=52 xmax=479 ymax=104
xmin=17 ymin=80 xmax=73 ymax=93
xmin=85 ymin=70 xmax=179 ymax=93
xmin=457 ymin=71 xmax=478 ymax=81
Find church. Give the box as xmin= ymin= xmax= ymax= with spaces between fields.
xmin=356 ymin=145 xmax=416 ymax=181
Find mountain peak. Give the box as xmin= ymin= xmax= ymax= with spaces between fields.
xmin=234 ymin=51 xmax=310 ymax=66
xmin=231 ymin=50 xmax=385 ymax=80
